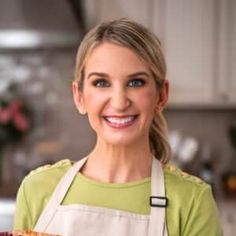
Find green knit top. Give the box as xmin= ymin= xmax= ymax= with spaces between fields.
xmin=14 ymin=159 xmax=223 ymax=236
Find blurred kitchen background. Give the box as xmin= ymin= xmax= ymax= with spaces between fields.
xmin=0 ymin=0 xmax=235 ymax=235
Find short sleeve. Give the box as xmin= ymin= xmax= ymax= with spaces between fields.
xmin=182 ymin=185 xmax=223 ymax=236
xmin=14 ymin=180 xmax=33 ymax=230
xmin=13 ymin=159 xmax=71 ymax=230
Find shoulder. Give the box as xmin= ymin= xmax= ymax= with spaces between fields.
xmin=163 ymin=164 xmax=212 ymax=213
xmin=26 ymin=159 xmax=73 ymax=180
xmin=163 ymin=165 xmax=223 ymax=235
xmin=14 ymin=159 xmax=74 ymax=229
xmin=21 ymin=158 xmax=73 ymax=198
xmin=164 ymin=164 xmax=208 ymax=191
xmin=163 ymin=165 xmax=220 ymax=234
xmin=21 ymin=159 xmax=74 ymax=197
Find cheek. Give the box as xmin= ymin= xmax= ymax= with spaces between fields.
xmin=83 ymin=90 xmax=107 ymax=114
xmin=83 ymin=92 xmax=102 ymax=130
xmin=137 ymin=90 xmax=159 ymax=110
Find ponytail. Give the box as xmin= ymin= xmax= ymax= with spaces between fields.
xmin=149 ymin=112 xmax=171 ymax=164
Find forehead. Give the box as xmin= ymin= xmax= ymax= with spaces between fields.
xmin=84 ymin=42 xmax=150 ymax=74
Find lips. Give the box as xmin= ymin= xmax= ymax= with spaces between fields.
xmin=103 ymin=115 xmax=137 ymax=128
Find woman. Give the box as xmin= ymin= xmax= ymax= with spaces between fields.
xmin=14 ymin=19 xmax=222 ymax=236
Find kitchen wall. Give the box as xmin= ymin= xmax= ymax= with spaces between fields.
xmin=0 ymin=49 xmax=95 ymax=187
xmin=165 ymin=109 xmax=236 ymax=195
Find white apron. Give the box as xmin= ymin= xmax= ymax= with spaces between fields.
xmin=34 ymin=157 xmax=168 ymax=236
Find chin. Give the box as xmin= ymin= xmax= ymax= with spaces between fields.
xmin=100 ymin=133 xmax=144 ymax=147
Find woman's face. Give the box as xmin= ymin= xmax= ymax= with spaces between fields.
xmin=73 ymin=42 xmax=168 ymax=146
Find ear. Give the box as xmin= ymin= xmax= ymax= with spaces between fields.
xmin=72 ymin=81 xmax=87 ymax=115
xmin=156 ymin=80 xmax=169 ymax=112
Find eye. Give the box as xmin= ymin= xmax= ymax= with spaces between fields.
xmin=92 ymin=79 xmax=110 ymax=88
xmin=127 ymin=78 xmax=146 ymax=87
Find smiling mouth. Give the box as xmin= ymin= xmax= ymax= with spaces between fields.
xmin=104 ymin=115 xmax=138 ymax=128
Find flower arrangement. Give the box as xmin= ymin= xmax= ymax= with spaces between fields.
xmin=0 ymin=98 xmax=32 ymax=145
xmin=0 ymin=83 xmax=33 ymax=186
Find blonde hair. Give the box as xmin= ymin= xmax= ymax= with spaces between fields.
xmin=74 ymin=19 xmax=171 ymax=164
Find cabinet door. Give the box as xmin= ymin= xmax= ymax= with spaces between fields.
xmin=159 ymin=0 xmax=216 ymax=106
xmin=96 ymin=0 xmax=150 ymax=28
xmin=229 ymin=6 xmax=236 ymax=103
xmin=217 ymin=0 xmax=236 ymax=105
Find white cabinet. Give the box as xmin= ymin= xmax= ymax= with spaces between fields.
xmin=82 ymin=0 xmax=150 ymax=29
xmin=154 ymin=0 xmax=236 ymax=107
xmin=98 ymin=0 xmax=150 ymax=28
xmin=217 ymin=0 xmax=236 ymax=105
xmin=162 ymin=0 xmax=215 ymax=106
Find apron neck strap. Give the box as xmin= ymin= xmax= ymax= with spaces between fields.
xmin=34 ymin=157 xmax=88 ymax=231
xmin=148 ymin=157 xmax=168 ymax=236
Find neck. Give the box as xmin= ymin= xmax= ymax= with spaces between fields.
xmin=81 ymin=139 xmax=153 ymax=183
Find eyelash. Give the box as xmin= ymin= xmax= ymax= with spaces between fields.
xmin=127 ymin=78 xmax=146 ymax=87
xmin=92 ymin=79 xmax=110 ymax=87
xmin=91 ymin=78 xmax=146 ymax=88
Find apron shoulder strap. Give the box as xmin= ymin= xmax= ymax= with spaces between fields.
xmin=34 ymin=157 xmax=88 ymax=232
xmin=148 ymin=158 xmax=168 ymax=236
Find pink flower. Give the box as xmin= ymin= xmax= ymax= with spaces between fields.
xmin=9 ymin=100 xmax=22 ymax=115
xmin=0 ymin=107 xmax=12 ymax=124
xmin=13 ymin=112 xmax=31 ymax=132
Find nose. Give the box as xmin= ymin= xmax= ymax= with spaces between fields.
xmin=110 ymin=87 xmax=131 ymax=111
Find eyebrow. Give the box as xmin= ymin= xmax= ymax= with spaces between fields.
xmin=87 ymin=72 xmax=108 ymax=79
xmin=128 ymin=72 xmax=150 ymax=78
xmin=87 ymin=71 xmax=150 ymax=79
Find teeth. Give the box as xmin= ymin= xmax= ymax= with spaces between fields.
xmin=106 ymin=116 xmax=135 ymax=125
